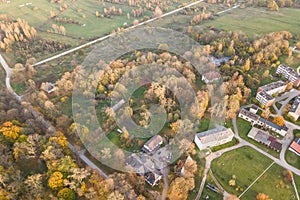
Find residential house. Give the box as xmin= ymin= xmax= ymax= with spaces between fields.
xmin=202 ymin=71 xmax=221 ymax=84
xmin=248 ymin=127 xmax=282 ymax=152
xmin=142 ymin=135 xmax=163 ymax=154
xmin=276 ymin=64 xmax=300 ymax=87
xmin=250 ymin=105 xmax=259 ymax=114
xmin=126 ymin=153 xmax=162 ymax=186
xmin=289 ymin=138 xmax=300 ymax=156
xmin=238 ymin=108 xmax=288 ymax=137
xmin=288 ymin=95 xmax=300 ymax=121
xmin=40 ymin=82 xmax=55 ymax=94
xmin=194 ymin=126 xmax=234 ymax=150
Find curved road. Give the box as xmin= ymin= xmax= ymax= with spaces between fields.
xmin=0 ymin=54 xmax=109 ymax=179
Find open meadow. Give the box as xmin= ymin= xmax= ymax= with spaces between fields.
xmin=211 ymin=147 xmax=298 ymax=200
xmin=0 ymin=0 xmax=191 ymax=43
xmin=203 ymin=7 xmax=300 ymax=37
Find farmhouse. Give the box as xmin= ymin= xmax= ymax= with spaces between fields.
xmin=126 ymin=153 xmax=162 ymax=186
xmin=288 ymin=95 xmax=300 ymax=121
xmin=40 ymin=82 xmax=55 ymax=94
xmin=142 ymin=135 xmax=163 ymax=154
xmin=194 ymin=126 xmax=234 ymax=150
xmin=276 ymin=64 xmax=300 ymax=87
xmin=202 ymin=71 xmax=221 ymax=84
xmin=289 ymin=138 xmax=300 ymax=156
xmin=238 ymin=108 xmax=288 ymax=137
xmin=248 ymin=127 xmax=282 ymax=152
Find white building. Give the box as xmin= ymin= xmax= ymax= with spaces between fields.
xmin=256 ymin=81 xmax=287 ymax=107
xmin=256 ymin=90 xmax=275 ymax=107
xmin=238 ymin=108 xmax=288 ymax=137
xmin=194 ymin=127 xmax=234 ymax=150
xmin=142 ymin=135 xmax=163 ymax=154
xmin=202 ymin=71 xmax=221 ymax=84
xmin=288 ymin=96 xmax=300 ymax=121
xmin=276 ymin=64 xmax=300 ymax=87
xmin=258 ymin=81 xmax=287 ymax=96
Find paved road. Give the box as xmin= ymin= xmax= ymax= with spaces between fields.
xmin=275 ymin=89 xmax=300 ymax=115
xmin=232 ymin=118 xmax=300 ymax=176
xmin=32 ymin=0 xmax=206 ymax=67
xmin=195 ymin=142 xmax=245 ymax=200
xmin=0 ymin=55 xmax=109 ymax=179
xmin=0 ymin=55 xmax=21 ymax=101
xmin=161 ymin=166 xmax=169 ymax=200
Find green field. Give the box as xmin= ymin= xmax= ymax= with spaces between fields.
xmin=203 ymin=7 xmax=300 ymax=37
xmin=0 ymin=0 xmax=191 ymax=42
xmin=199 ymin=173 xmax=223 ymax=200
xmin=285 ymin=150 xmax=300 ymax=169
xmin=211 ymin=147 xmax=297 ymax=200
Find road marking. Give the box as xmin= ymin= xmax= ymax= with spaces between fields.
xmin=238 ymin=162 xmax=275 ymax=198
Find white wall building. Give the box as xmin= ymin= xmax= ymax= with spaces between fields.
xmin=276 ymin=64 xmax=300 ymax=87
xmin=194 ymin=127 xmax=234 ymax=150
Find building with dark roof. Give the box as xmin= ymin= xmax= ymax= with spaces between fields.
xmin=289 ymin=138 xmax=300 ymax=156
xmin=288 ymin=95 xmax=300 ymax=121
xmin=256 ymin=90 xmax=275 ymax=107
xmin=248 ymin=127 xmax=282 ymax=152
xmin=258 ymin=81 xmax=287 ymax=96
xmin=238 ymin=108 xmax=288 ymax=137
xmin=256 ymin=81 xmax=287 ymax=107
xmin=276 ymin=64 xmax=300 ymax=87
xmin=126 ymin=153 xmax=162 ymax=187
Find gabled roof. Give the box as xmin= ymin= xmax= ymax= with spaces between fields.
xmin=290 ymin=138 xmax=300 ymax=154
xmin=202 ymin=71 xmax=221 ymax=81
xmin=143 ymin=135 xmax=163 ymax=153
xmin=195 ymin=126 xmax=234 ymax=144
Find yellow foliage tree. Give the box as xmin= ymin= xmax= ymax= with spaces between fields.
xmin=272 ymin=116 xmax=285 ymax=127
xmin=49 ymin=132 xmax=69 ymax=148
xmin=256 ymin=193 xmax=272 ymax=200
xmin=0 ymin=121 xmax=21 ymax=141
xmin=48 ymin=171 xmax=64 ymax=190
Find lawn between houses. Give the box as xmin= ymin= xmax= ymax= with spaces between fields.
xmin=211 ymin=146 xmax=297 ymax=200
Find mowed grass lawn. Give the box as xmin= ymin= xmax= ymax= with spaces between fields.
xmin=285 ymin=150 xmax=300 ymax=169
xmin=211 ymin=147 xmax=298 ymax=199
xmin=203 ymin=7 xmax=300 ymax=37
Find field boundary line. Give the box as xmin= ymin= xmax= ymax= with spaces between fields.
xmin=238 ymin=162 xmax=275 ymax=198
